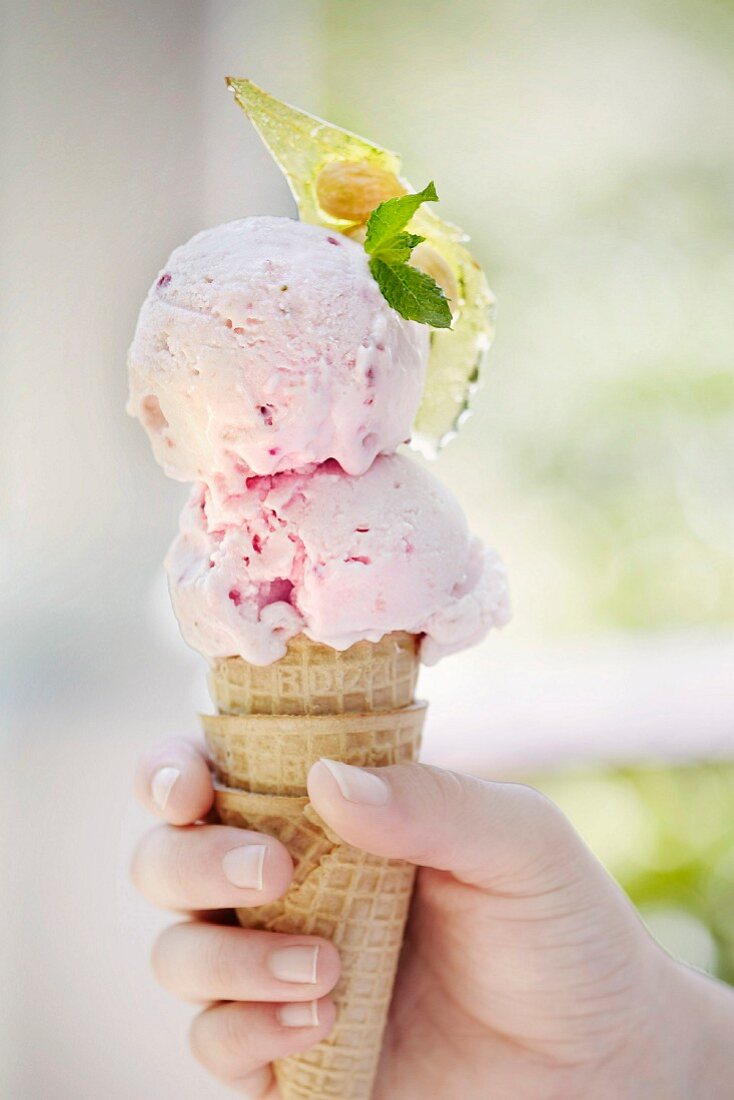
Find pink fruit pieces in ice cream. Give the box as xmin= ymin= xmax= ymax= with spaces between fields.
xmin=165 ymin=453 xmax=510 ymax=666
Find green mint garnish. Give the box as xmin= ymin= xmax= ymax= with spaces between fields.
xmin=368 ymin=260 xmax=452 ymax=328
xmin=364 ymin=182 xmax=452 ymax=328
xmin=364 ymin=181 xmax=437 ymax=251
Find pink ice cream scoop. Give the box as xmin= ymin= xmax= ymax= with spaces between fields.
xmin=165 ymin=453 xmax=510 ymax=666
xmin=127 ymin=217 xmax=429 ymax=499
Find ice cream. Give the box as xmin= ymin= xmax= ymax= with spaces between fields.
xmin=127 ymin=216 xmax=429 ymax=500
xmin=165 ymin=452 xmax=510 ymax=667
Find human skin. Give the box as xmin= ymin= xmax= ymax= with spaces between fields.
xmin=132 ymin=738 xmax=734 ymax=1099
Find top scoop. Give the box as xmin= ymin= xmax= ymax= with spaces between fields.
xmin=127 ymin=216 xmax=429 ymax=494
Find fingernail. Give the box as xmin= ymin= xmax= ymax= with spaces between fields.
xmin=151 ymin=766 xmax=180 ymax=810
xmin=278 ymin=1001 xmax=319 ymax=1028
xmin=320 ymin=759 xmax=389 ymax=806
xmin=222 ymin=844 xmax=267 ymax=889
xmin=269 ymin=945 xmax=319 ymax=985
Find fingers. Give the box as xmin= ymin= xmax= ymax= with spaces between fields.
xmin=131 ymin=824 xmax=293 ymax=911
xmin=134 ymin=736 xmax=213 ymax=825
xmin=307 ymin=759 xmax=595 ymax=893
xmin=152 ymin=923 xmax=340 ymax=1004
xmin=190 ymin=998 xmax=336 ymax=1094
xmin=223 ymin=1064 xmax=275 ymax=1099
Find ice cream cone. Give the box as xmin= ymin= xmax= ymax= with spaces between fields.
xmin=202 ymin=631 xmax=425 ymax=1100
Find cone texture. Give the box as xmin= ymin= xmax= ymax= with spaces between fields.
xmin=203 ymin=707 xmax=424 ymax=796
xmin=209 ymin=631 xmax=419 ymax=716
xmin=203 ymin=633 xmax=425 ymax=1100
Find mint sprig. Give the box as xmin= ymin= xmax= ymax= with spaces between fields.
xmin=364 ymin=182 xmax=452 ymax=328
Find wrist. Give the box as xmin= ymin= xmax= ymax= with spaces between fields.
xmin=664 ymin=958 xmax=734 ymax=1097
xmin=589 ymin=943 xmax=734 ymax=1100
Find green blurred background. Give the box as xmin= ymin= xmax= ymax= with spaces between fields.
xmin=324 ymin=0 xmax=734 ymax=640
xmin=2 ymin=1 xmax=733 ymax=1095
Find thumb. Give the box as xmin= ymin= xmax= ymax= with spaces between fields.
xmin=307 ymin=759 xmax=601 ymax=894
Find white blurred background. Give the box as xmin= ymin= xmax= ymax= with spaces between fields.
xmin=2 ymin=1 xmax=733 ymax=1096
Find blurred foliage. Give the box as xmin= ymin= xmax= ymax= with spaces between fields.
xmin=533 ymin=762 xmax=734 ymax=983
xmin=324 ymin=0 xmax=734 ymax=642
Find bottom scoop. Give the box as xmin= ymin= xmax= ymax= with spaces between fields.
xmin=165 ymin=452 xmax=510 ymax=666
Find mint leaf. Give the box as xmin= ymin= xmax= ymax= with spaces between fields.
xmin=370 ymin=231 xmax=424 ymax=265
xmin=369 ymin=258 xmax=453 ymax=328
xmin=363 ymin=181 xmax=452 ymax=327
xmin=365 ymin=181 xmax=438 ymax=255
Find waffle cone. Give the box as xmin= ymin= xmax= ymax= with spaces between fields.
xmin=203 ymin=632 xmax=425 ymax=1100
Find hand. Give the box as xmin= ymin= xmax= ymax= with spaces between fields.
xmin=132 ymin=738 xmax=734 ymax=1098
